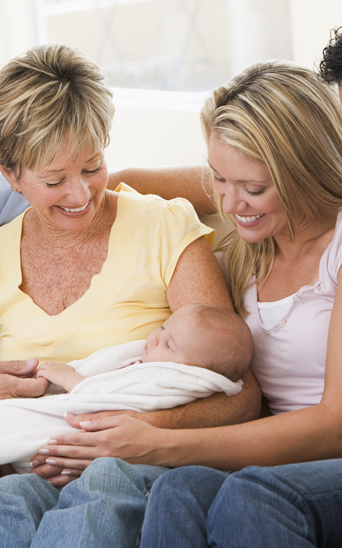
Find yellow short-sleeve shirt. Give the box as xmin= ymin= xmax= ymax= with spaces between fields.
xmin=0 ymin=184 xmax=214 ymax=363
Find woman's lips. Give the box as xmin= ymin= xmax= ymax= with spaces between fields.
xmin=56 ymin=200 xmax=91 ymax=215
xmin=235 ymin=213 xmax=265 ymax=226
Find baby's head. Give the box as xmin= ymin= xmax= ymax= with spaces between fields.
xmin=142 ymin=303 xmax=253 ymax=381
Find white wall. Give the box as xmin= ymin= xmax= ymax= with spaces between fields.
xmin=107 ymin=0 xmax=342 ymax=169
xmin=105 ymin=88 xmax=207 ymax=169
xmin=290 ymin=0 xmax=342 ymax=68
xmin=0 ymin=0 xmax=37 ymax=66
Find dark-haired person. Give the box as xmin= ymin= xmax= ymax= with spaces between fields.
xmin=320 ymin=25 xmax=342 ymax=99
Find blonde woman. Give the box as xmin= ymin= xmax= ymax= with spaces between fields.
xmin=0 ymin=44 xmax=260 ymax=548
xmin=39 ymin=61 xmax=342 ymax=546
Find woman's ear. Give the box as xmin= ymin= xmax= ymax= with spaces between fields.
xmin=0 ymin=164 xmax=20 ymax=192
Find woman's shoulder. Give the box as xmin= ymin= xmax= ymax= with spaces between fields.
xmin=319 ymin=208 xmax=342 ymax=281
xmin=113 ymin=182 xmax=214 ymax=247
xmin=115 ymin=182 xmax=201 ymax=220
xmin=326 ymin=208 xmax=342 ymax=250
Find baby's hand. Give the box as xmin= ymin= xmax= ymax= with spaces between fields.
xmin=37 ymin=361 xmax=86 ymax=393
xmin=37 ymin=361 xmax=74 ymax=387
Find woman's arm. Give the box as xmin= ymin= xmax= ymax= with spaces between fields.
xmin=143 ymin=236 xmax=261 ymax=427
xmin=30 ymin=237 xmax=261 ymax=484
xmin=33 ymin=263 xmax=342 ymax=476
xmin=107 ymin=166 xmax=216 ymax=217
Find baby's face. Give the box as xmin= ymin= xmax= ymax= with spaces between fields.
xmin=142 ymin=306 xmax=207 ymax=366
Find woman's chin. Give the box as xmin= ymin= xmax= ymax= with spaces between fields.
xmin=49 ymin=204 xmax=97 ymax=232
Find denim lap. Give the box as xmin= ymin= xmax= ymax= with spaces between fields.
xmin=0 ymin=457 xmax=168 ymax=548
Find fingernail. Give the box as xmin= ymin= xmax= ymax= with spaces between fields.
xmin=46 ymin=480 xmax=53 ymax=484
xmin=63 ymin=412 xmax=75 ymax=418
xmin=26 ymin=358 xmax=38 ymax=366
xmin=45 ymin=458 xmax=57 ymax=465
xmin=79 ymin=421 xmax=91 ymax=427
xmin=38 ymin=448 xmax=49 ymax=454
xmin=61 ymin=470 xmax=72 ymax=475
xmin=48 ymin=439 xmax=58 ymax=445
xmin=30 ymin=459 xmax=40 ymax=467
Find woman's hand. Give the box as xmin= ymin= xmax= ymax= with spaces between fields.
xmin=30 ymin=414 xmax=164 ymax=486
xmin=0 ymin=359 xmax=49 ymax=399
xmin=29 ymin=455 xmax=82 ymax=487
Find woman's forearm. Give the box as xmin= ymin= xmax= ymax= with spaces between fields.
xmin=107 ymin=166 xmax=216 ymax=217
xmin=137 ymin=368 xmax=261 ymax=429
xmin=154 ymin=401 xmax=342 ymax=470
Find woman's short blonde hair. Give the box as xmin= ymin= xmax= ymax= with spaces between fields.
xmin=201 ymin=61 xmax=342 ymax=315
xmin=0 ymin=43 xmax=115 ymax=170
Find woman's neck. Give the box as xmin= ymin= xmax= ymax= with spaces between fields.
xmin=23 ymin=191 xmax=117 ymax=251
xmin=273 ymin=210 xmax=338 ymax=261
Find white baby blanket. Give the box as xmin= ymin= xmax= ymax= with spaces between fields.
xmin=0 ymin=340 xmax=242 ymax=472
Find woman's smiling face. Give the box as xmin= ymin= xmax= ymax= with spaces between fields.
xmin=208 ymin=133 xmax=289 ymax=243
xmin=1 ymin=137 xmax=109 ymax=233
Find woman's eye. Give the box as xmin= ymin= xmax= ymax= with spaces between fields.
xmin=84 ymin=166 xmax=101 ymax=174
xmin=213 ymin=175 xmax=226 ymax=183
xmin=245 ymin=188 xmax=266 ymax=196
xmin=46 ymin=179 xmax=63 ymax=188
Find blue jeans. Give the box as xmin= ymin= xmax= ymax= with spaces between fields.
xmin=140 ymin=460 xmax=342 ymax=547
xmin=0 ymin=457 xmax=167 ymax=548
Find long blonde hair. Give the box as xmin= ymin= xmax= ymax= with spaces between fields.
xmin=201 ymin=61 xmax=342 ymax=316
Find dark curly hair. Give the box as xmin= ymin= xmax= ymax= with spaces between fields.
xmin=320 ymin=26 xmax=342 ymax=84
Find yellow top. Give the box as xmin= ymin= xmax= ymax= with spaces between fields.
xmin=0 ymin=183 xmax=214 ymax=363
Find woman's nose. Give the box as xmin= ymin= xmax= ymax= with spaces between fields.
xmin=221 ymin=185 xmax=246 ymax=214
xmin=67 ymin=177 xmax=91 ymax=204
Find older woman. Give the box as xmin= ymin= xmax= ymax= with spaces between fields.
xmin=0 ymin=44 xmax=259 ymax=547
xmin=39 ymin=61 xmax=342 ymax=546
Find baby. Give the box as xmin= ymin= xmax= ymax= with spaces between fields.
xmin=37 ymin=303 xmax=253 ymax=392
xmin=0 ymin=303 xmax=252 ymax=472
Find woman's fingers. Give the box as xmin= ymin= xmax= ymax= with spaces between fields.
xmin=30 ymin=451 xmax=88 ymax=486
xmin=37 ymin=430 xmax=102 ymax=463
xmin=0 ymin=359 xmax=38 ymax=376
xmin=47 ymin=457 xmax=91 ymax=472
xmin=38 ymin=440 xmax=100 ymax=460
xmin=29 ymin=461 xmax=64 ymax=479
xmin=76 ymin=412 xmax=140 ymax=431
xmin=35 ymin=415 xmax=161 ymax=467
xmin=63 ymin=410 xmax=133 ymax=429
xmin=46 ymin=473 xmax=81 ymax=488
xmin=0 ymin=374 xmax=49 ymax=399
xmin=30 ymin=453 xmax=47 ymax=467
xmin=45 ymin=415 xmax=161 ymax=464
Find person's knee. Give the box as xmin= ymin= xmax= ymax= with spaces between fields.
xmin=0 ymin=473 xmax=54 ymax=499
xmin=151 ymin=466 xmax=223 ymax=495
xmin=148 ymin=465 xmax=229 ymax=515
xmin=77 ymin=457 xmax=167 ymax=498
xmin=220 ymin=465 xmax=299 ymax=505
